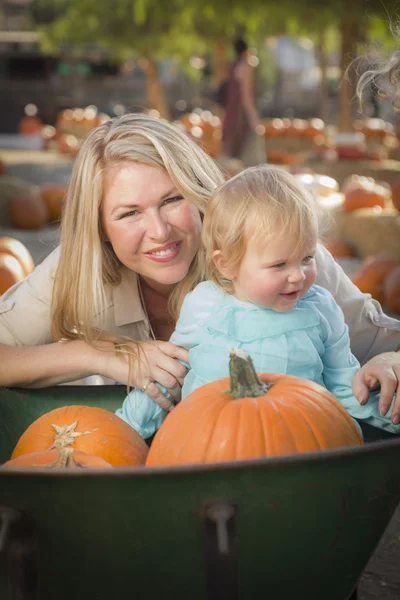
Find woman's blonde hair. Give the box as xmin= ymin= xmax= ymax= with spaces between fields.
xmin=51 ymin=113 xmax=225 ymax=344
xmin=202 ymin=166 xmax=324 ymax=294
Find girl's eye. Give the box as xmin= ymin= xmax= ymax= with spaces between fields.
xmin=303 ymin=256 xmax=315 ymax=263
xmin=163 ymin=195 xmax=183 ymax=206
xmin=272 ymin=262 xmax=286 ymax=269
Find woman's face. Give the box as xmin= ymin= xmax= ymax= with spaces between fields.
xmin=101 ymin=162 xmax=202 ymax=295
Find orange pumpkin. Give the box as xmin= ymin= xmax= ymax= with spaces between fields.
xmin=12 ymin=405 xmax=149 ymax=467
xmin=18 ymin=115 xmax=43 ymax=136
xmin=2 ymin=448 xmax=113 ymax=469
xmin=9 ymin=194 xmax=49 ymax=230
xmin=40 ymin=184 xmax=68 ymax=222
xmin=324 ymin=239 xmax=356 ymax=259
xmin=383 ymin=266 xmax=400 ymax=313
xmin=343 ymin=188 xmax=386 ymax=213
xmin=146 ymin=350 xmax=362 ymax=467
xmin=351 ymin=256 xmax=396 ymax=303
xmin=0 ymin=254 xmax=26 ymax=294
xmin=0 ymin=237 xmax=35 ymax=277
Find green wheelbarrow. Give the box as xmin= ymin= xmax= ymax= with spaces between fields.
xmin=0 ymin=385 xmax=399 ymax=600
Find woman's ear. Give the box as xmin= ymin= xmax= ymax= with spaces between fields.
xmin=212 ymin=250 xmax=236 ymax=281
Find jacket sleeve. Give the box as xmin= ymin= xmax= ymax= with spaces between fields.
xmin=116 ymin=282 xmax=221 ymax=439
xmin=315 ymin=244 xmax=400 ymax=364
xmin=0 ymin=247 xmax=60 ymax=346
xmin=315 ymin=287 xmax=400 ymax=435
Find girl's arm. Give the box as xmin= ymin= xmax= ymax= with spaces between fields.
xmin=315 ymin=244 xmax=400 ymax=363
xmin=116 ymin=282 xmax=220 ymax=438
xmin=315 ymin=288 xmax=400 ymax=434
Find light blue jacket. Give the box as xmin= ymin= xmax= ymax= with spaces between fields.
xmin=116 ymin=282 xmax=400 ymax=439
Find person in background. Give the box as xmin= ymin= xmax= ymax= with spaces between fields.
xmin=117 ymin=166 xmax=400 ymax=440
xmin=221 ymin=38 xmax=266 ymax=167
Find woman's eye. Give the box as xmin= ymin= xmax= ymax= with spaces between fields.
xmin=119 ymin=210 xmax=138 ymax=219
xmin=163 ymin=195 xmax=183 ymax=206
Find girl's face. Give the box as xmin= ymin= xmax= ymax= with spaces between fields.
xmin=101 ymin=162 xmax=202 ymax=296
xmin=226 ymin=227 xmax=318 ymax=312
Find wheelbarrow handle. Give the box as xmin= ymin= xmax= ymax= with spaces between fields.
xmin=0 ymin=506 xmax=39 ymax=600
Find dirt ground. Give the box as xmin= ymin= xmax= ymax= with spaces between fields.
xmin=1 ymin=149 xmax=400 ymax=599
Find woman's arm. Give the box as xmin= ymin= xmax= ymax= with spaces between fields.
xmin=0 ymin=340 xmax=102 ymax=387
xmin=315 ymin=244 xmax=400 ymax=363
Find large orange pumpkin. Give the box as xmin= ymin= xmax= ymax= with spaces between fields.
xmin=0 ymin=237 xmax=34 ymax=277
xmin=2 ymin=448 xmax=113 ymax=469
xmin=146 ymin=350 xmax=362 ymax=467
xmin=12 ymin=405 xmax=149 ymax=467
xmin=0 ymin=254 xmax=26 ymax=294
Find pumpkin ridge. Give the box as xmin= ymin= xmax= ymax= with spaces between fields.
xmin=287 ymin=389 xmax=346 ymax=448
xmin=272 ymin=394 xmax=321 ymax=452
xmin=204 ymin=401 xmax=234 ymax=463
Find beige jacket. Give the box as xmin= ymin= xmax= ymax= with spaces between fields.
xmin=0 ymin=245 xmax=399 ymax=364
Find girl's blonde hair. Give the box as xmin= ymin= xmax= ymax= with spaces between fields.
xmin=51 ymin=113 xmax=225 ymax=344
xmin=202 ymin=166 xmax=324 ymax=293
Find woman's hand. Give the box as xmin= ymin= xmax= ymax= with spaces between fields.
xmin=94 ymin=340 xmax=189 ymax=411
xmin=352 ymin=351 xmax=400 ymax=424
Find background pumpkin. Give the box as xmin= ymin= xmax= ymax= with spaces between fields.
xmin=40 ymin=184 xmax=68 ymax=222
xmin=2 ymin=447 xmax=113 ymax=469
xmin=0 ymin=236 xmax=35 ymax=277
xmin=0 ymin=253 xmax=26 ymax=294
xmin=146 ymin=350 xmax=362 ymax=467
xmin=383 ymin=266 xmax=400 ymax=313
xmin=12 ymin=405 xmax=149 ymax=467
xmin=350 ymin=255 xmax=396 ymax=303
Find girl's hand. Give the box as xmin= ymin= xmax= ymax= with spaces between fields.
xmin=94 ymin=340 xmax=189 ymax=411
xmin=352 ymin=351 xmax=400 ymax=424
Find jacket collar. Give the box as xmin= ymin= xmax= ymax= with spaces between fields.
xmin=112 ymin=267 xmax=147 ymax=326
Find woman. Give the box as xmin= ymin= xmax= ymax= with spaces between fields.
xmin=221 ymin=38 xmax=266 ymax=167
xmin=0 ymin=113 xmax=399 ymax=419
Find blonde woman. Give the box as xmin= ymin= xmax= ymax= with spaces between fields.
xmin=118 ymin=166 xmax=400 ymax=438
xmin=0 ymin=115 xmax=398 ymax=417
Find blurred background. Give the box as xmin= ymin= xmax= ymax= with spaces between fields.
xmin=0 ymin=3 xmax=399 ymax=597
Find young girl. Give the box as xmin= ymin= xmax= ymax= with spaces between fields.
xmin=116 ymin=166 xmax=400 ymax=439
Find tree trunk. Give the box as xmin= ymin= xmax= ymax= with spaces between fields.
xmin=141 ymin=55 xmax=170 ymax=120
xmin=316 ymin=29 xmax=329 ymax=123
xmin=337 ymin=16 xmax=360 ymax=132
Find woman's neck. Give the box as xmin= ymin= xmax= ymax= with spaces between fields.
xmin=139 ymin=276 xmax=175 ymax=341
xmin=140 ymin=276 xmax=175 ymax=298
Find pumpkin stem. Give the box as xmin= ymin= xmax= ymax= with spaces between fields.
xmin=49 ymin=421 xmax=96 ymax=450
xmin=46 ymin=447 xmax=84 ymax=469
xmin=226 ymin=348 xmax=273 ymax=399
